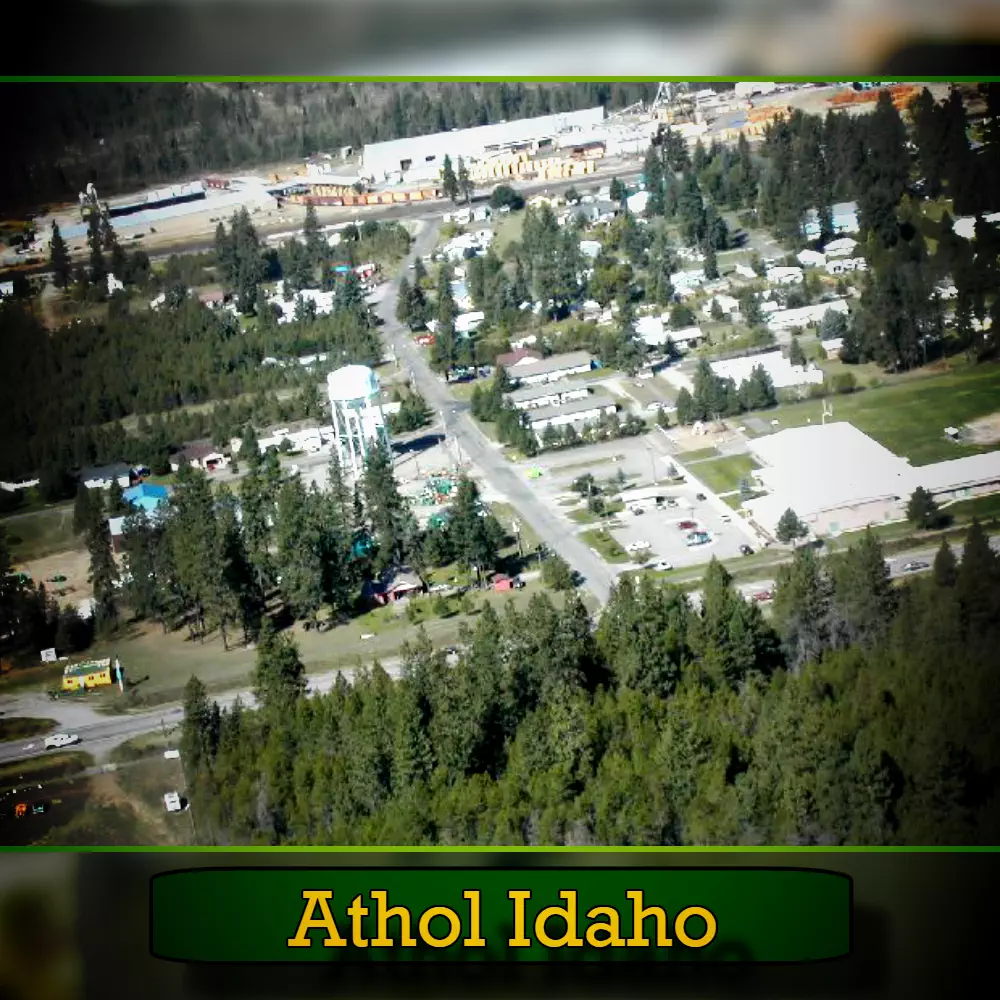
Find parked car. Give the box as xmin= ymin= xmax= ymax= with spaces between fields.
xmin=695 ymin=493 xmax=707 ymax=501
xmin=901 ymin=560 xmax=930 ymax=574
xmin=751 ymin=590 xmax=773 ymax=603
xmin=651 ymin=560 xmax=672 ymax=571
xmin=739 ymin=544 xmax=754 ymax=556
xmin=630 ymin=507 xmax=644 ymax=516
xmin=686 ymin=532 xmax=711 ymax=546
xmin=677 ymin=520 xmax=698 ymax=530
xmin=625 ymin=541 xmax=651 ymax=552
xmin=44 ymin=733 xmax=80 ymax=750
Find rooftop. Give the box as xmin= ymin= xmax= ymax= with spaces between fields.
xmin=525 ymin=393 xmax=616 ymax=423
xmin=63 ymin=658 xmax=112 ymax=678
xmin=503 ymin=351 xmax=595 ymax=380
xmin=507 ymin=380 xmax=589 ymax=404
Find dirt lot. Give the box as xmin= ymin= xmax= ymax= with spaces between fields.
xmin=964 ymin=412 xmax=1000 ymax=446
xmin=16 ymin=548 xmax=92 ymax=607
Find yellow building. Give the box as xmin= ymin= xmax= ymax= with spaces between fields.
xmin=61 ymin=657 xmax=115 ymax=692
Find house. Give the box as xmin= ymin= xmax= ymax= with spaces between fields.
xmin=502 ymin=351 xmax=596 ymax=386
xmin=711 ymin=351 xmax=824 ymax=391
xmin=666 ymin=325 xmax=705 ymax=351
xmin=636 ymin=315 xmax=668 ymax=348
xmin=802 ymin=201 xmax=859 ymax=239
xmin=122 ymin=483 xmax=170 ymax=514
xmin=365 ymin=567 xmax=425 ymax=605
xmin=825 ymin=257 xmax=868 ymax=275
xmin=579 ymin=240 xmax=602 ymax=259
xmin=626 ymin=190 xmax=649 ymax=215
xmin=80 ymin=463 xmax=134 ymax=490
xmin=821 ymin=338 xmax=845 ymax=358
xmin=672 ymin=268 xmax=706 ymax=290
xmin=455 ymin=311 xmax=485 ymax=337
xmin=507 ymin=380 xmax=591 ymax=411
xmin=525 ymin=393 xmax=617 ymax=434
xmin=823 ymin=237 xmax=857 ymax=258
xmin=702 ymin=294 xmax=740 ymax=319
xmin=169 ymin=442 xmax=229 ymax=473
xmin=767 ymin=299 xmax=849 ymax=332
xmin=198 ymin=289 xmax=227 ymax=308
xmin=496 ymin=346 xmax=543 ymax=369
xmin=766 ymin=266 xmax=804 ymax=286
xmin=797 ymin=249 xmax=827 ymax=268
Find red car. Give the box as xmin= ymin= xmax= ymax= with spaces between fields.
xmin=751 ymin=590 xmax=773 ymax=603
xmin=677 ymin=520 xmax=698 ymax=531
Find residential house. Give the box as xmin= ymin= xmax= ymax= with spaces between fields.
xmin=169 ymin=442 xmax=229 ymax=473
xmin=823 ymin=237 xmax=857 ymax=258
xmin=364 ymin=566 xmax=426 ymax=605
xmin=702 ymin=294 xmax=740 ymax=319
xmin=766 ymin=266 xmax=804 ymax=286
xmin=802 ymin=201 xmax=859 ymax=239
xmin=496 ymin=346 xmax=543 ymax=368
xmin=734 ymin=263 xmax=757 ymax=279
xmin=825 ymin=257 xmax=868 ymax=275
xmin=526 ymin=393 xmax=617 ymax=434
xmin=767 ymin=298 xmax=849 ymax=332
xmin=797 ymin=249 xmax=827 ymax=268
xmin=80 ymin=463 xmax=134 ymax=490
xmin=666 ymin=325 xmax=705 ymax=351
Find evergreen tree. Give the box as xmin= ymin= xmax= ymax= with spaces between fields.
xmin=107 ymin=477 xmax=128 ymax=516
xmin=933 ymin=538 xmax=958 ymax=587
xmin=86 ymin=213 xmax=106 ymax=286
xmin=441 ymin=155 xmax=459 ymax=202
xmin=775 ymin=508 xmax=809 ymax=545
xmin=274 ymin=476 xmax=325 ymax=622
xmin=73 ymin=483 xmax=96 ymax=536
xmin=49 ymin=223 xmax=71 ymax=289
xmin=788 ymin=336 xmax=806 ymax=368
xmin=456 ymin=157 xmax=473 ymax=203
xmin=86 ymin=516 xmax=118 ymax=632
xmin=906 ymin=486 xmax=945 ymax=530
xmin=253 ymin=618 xmax=307 ymax=717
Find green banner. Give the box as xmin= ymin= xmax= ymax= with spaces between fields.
xmin=150 ymin=867 xmax=850 ymax=963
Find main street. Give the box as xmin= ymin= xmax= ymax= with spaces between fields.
xmin=376 ymin=219 xmax=619 ymax=605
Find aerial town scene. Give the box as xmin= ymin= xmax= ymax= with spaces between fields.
xmin=0 ymin=81 xmax=998 ymax=846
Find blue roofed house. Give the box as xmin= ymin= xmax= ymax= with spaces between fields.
xmin=122 ymin=483 xmax=171 ymax=514
xmin=802 ymin=201 xmax=859 ymax=240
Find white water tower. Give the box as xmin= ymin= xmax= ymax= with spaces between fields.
xmin=326 ymin=364 xmax=390 ymax=477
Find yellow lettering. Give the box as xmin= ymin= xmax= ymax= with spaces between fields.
xmin=584 ymin=906 xmax=625 ymax=948
xmin=347 ymin=894 xmax=369 ymax=948
xmin=464 ymin=890 xmax=486 ymax=947
xmin=370 ymin=891 xmax=416 ymax=947
xmin=508 ymin=891 xmax=532 ymax=947
xmin=675 ymin=907 xmax=717 ymax=948
xmin=286 ymin=890 xmax=347 ymax=948
xmin=626 ymin=890 xmax=671 ymax=947
xmin=418 ymin=906 xmax=462 ymax=948
xmin=534 ymin=891 xmax=583 ymax=948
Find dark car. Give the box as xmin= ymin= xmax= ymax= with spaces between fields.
xmin=901 ymin=560 xmax=930 ymax=574
xmin=695 ymin=493 xmax=707 ymax=501
xmin=739 ymin=544 xmax=754 ymax=556
xmin=677 ymin=520 xmax=698 ymax=530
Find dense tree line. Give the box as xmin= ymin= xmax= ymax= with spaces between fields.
xmin=112 ymin=441 xmax=509 ymax=649
xmin=674 ymin=358 xmax=778 ymax=425
xmin=0 ymin=208 xmax=401 ymax=484
xmin=180 ymin=524 xmax=1000 ymax=845
xmin=2 ymin=83 xmax=658 ymax=213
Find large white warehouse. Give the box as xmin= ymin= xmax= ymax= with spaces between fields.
xmin=744 ymin=422 xmax=1000 ymax=539
xmin=361 ymin=107 xmax=606 ymax=180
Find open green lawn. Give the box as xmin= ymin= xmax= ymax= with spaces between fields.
xmin=941 ymin=492 xmax=1000 ymax=523
xmin=568 ymin=499 xmax=625 ymax=525
xmin=489 ymin=501 xmax=542 ymax=552
xmin=579 ymin=528 xmax=629 ymax=563
xmin=690 ymin=454 xmax=760 ymax=496
xmin=493 ymin=212 xmax=525 ymax=252
xmin=2 ymin=505 xmax=79 ymax=562
xmin=768 ymin=361 xmax=1000 ymax=465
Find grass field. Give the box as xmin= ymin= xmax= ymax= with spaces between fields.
xmin=579 ymin=527 xmax=629 ymax=563
xmin=690 ymin=455 xmax=760 ymax=496
xmin=0 ymin=716 xmax=56 ymax=742
xmin=2 ymin=505 xmax=79 ymax=562
xmin=493 ymin=212 xmax=525 ymax=252
xmin=767 ymin=361 xmax=1000 ymax=465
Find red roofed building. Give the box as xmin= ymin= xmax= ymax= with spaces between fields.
xmin=496 ymin=347 xmax=543 ymax=368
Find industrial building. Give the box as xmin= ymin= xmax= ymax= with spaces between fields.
xmin=711 ymin=351 xmax=825 ymax=391
xmin=744 ymin=422 xmax=1000 ymax=540
xmin=501 ymin=351 xmax=596 ymax=386
xmin=525 ymin=393 xmax=617 ymax=434
xmin=327 ymin=365 xmax=390 ymax=478
xmin=361 ymin=107 xmax=606 ymax=181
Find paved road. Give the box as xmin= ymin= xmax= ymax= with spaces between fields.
xmin=375 ymin=221 xmax=619 ymax=605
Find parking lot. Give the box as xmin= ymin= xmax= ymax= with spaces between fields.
xmin=607 ymin=484 xmax=752 ymax=569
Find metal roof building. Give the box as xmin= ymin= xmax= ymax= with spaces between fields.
xmin=744 ymin=422 xmax=1000 ymax=539
xmin=362 ymin=107 xmax=606 ymax=179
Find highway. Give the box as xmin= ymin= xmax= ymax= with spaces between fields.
xmin=5 ymin=535 xmax=995 ymax=769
